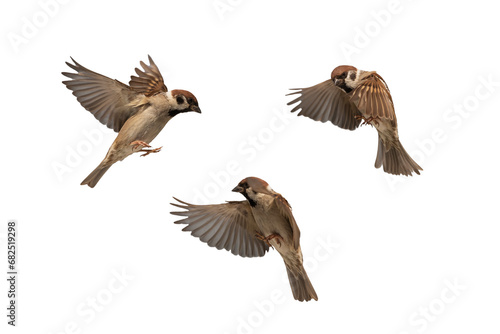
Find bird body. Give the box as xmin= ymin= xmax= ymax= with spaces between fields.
xmin=171 ymin=177 xmax=318 ymax=302
xmin=248 ymin=199 xmax=315 ymax=303
xmin=63 ymin=56 xmax=201 ymax=187
xmin=288 ymin=66 xmax=422 ymax=176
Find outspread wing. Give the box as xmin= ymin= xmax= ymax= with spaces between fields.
xmin=273 ymin=194 xmax=301 ymax=250
xmin=171 ymin=198 xmax=270 ymax=258
xmin=129 ymin=55 xmax=167 ymax=97
xmin=349 ymin=73 xmax=396 ymax=121
xmin=62 ymin=57 xmax=142 ymax=132
xmin=287 ymin=79 xmax=362 ymax=130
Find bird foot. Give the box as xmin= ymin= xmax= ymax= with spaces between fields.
xmin=130 ymin=140 xmax=151 ymax=150
xmin=255 ymin=232 xmax=283 ymax=248
xmin=361 ymin=116 xmax=380 ymax=127
xmin=355 ymin=115 xmax=379 ymax=127
xmin=130 ymin=141 xmax=162 ymax=157
xmin=140 ymin=146 xmax=162 ymax=157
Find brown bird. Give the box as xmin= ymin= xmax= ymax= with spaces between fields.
xmin=62 ymin=56 xmax=201 ymax=187
xmin=287 ymin=65 xmax=422 ymax=176
xmin=171 ymin=177 xmax=318 ymax=302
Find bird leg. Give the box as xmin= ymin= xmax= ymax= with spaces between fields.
xmin=362 ymin=116 xmax=380 ymax=127
xmin=139 ymin=147 xmax=162 ymax=157
xmin=130 ymin=140 xmax=162 ymax=157
xmin=354 ymin=114 xmax=366 ymax=122
xmin=131 ymin=140 xmax=150 ymax=150
xmin=255 ymin=232 xmax=284 ymax=248
xmin=354 ymin=115 xmax=380 ymax=127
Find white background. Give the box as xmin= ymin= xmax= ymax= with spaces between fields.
xmin=1 ymin=0 xmax=499 ymax=333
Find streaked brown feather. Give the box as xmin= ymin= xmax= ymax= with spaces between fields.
xmin=287 ymin=80 xmax=362 ymax=130
xmin=273 ymin=194 xmax=301 ymax=250
xmin=62 ymin=57 xmax=143 ymax=132
xmin=129 ymin=55 xmax=168 ymax=97
xmin=349 ymin=73 xmax=395 ymax=121
xmin=171 ymin=198 xmax=269 ymax=258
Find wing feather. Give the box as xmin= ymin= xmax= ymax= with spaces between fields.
xmin=287 ymin=80 xmax=362 ymax=130
xmin=62 ymin=57 xmax=143 ymax=132
xmin=129 ymin=55 xmax=167 ymax=97
xmin=349 ymin=73 xmax=396 ymax=121
xmin=171 ymin=198 xmax=269 ymax=258
xmin=273 ymin=194 xmax=301 ymax=250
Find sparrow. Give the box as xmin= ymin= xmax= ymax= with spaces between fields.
xmin=171 ymin=177 xmax=318 ymax=302
xmin=62 ymin=56 xmax=201 ymax=187
xmin=287 ymin=65 xmax=422 ymax=176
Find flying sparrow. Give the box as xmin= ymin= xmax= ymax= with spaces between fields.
xmin=171 ymin=177 xmax=318 ymax=302
xmin=62 ymin=56 xmax=201 ymax=187
xmin=287 ymin=65 xmax=422 ymax=176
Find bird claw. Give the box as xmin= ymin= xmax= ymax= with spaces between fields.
xmin=255 ymin=232 xmax=283 ymax=248
xmin=130 ymin=140 xmax=162 ymax=157
xmin=140 ymin=146 xmax=162 ymax=157
xmin=355 ymin=115 xmax=379 ymax=127
xmin=130 ymin=140 xmax=151 ymax=150
xmin=364 ymin=116 xmax=380 ymax=126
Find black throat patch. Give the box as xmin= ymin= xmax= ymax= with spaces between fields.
xmin=168 ymin=109 xmax=189 ymax=117
xmin=242 ymin=192 xmax=257 ymax=207
xmin=333 ymin=79 xmax=353 ymax=94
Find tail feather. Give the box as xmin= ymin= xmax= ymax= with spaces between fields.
xmin=285 ymin=264 xmax=318 ymax=302
xmin=375 ymin=135 xmax=422 ymax=176
xmin=81 ymin=163 xmax=112 ymax=188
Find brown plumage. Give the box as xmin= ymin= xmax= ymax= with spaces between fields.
xmin=288 ymin=65 xmax=422 ymax=176
xmin=129 ymin=56 xmax=168 ymax=96
xmin=62 ymin=55 xmax=201 ymax=187
xmin=171 ymin=177 xmax=318 ymax=302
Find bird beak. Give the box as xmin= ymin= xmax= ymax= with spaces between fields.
xmin=232 ymin=186 xmax=244 ymax=193
xmin=334 ymin=78 xmax=341 ymax=85
xmin=190 ymin=105 xmax=201 ymax=113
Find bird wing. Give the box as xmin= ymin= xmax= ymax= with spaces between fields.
xmin=287 ymin=79 xmax=362 ymax=130
xmin=273 ymin=194 xmax=301 ymax=250
xmin=171 ymin=198 xmax=270 ymax=258
xmin=128 ymin=55 xmax=168 ymax=97
xmin=62 ymin=57 xmax=144 ymax=132
xmin=349 ymin=73 xmax=396 ymax=121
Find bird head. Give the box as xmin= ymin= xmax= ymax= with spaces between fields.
xmin=232 ymin=177 xmax=274 ymax=206
xmin=331 ymin=65 xmax=361 ymax=92
xmin=168 ymin=89 xmax=201 ymax=115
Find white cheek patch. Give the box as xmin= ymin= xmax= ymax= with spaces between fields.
xmin=166 ymin=92 xmax=189 ymax=110
xmin=346 ymin=69 xmax=361 ymax=89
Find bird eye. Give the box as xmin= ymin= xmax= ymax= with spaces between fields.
xmin=176 ymin=96 xmax=184 ymax=104
xmin=187 ymin=98 xmax=193 ymax=104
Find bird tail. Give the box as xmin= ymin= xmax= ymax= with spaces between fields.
xmin=81 ymin=162 xmax=112 ymax=188
xmin=285 ymin=261 xmax=318 ymax=302
xmin=375 ymin=134 xmax=422 ymax=176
